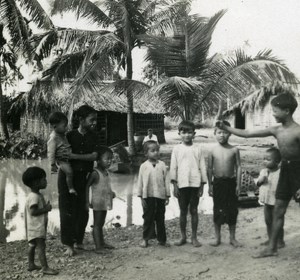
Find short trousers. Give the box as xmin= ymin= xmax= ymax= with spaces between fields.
xmin=213 ymin=177 xmax=238 ymax=225
xmin=28 ymin=237 xmax=45 ymax=247
xmin=178 ymin=187 xmax=200 ymax=210
xmin=276 ymin=160 xmax=300 ymax=201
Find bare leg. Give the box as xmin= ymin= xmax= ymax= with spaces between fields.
xmin=60 ymin=163 xmax=76 ymax=194
xmin=277 ymin=216 xmax=285 ymax=249
xmin=253 ymin=199 xmax=289 ymax=258
xmin=36 ymin=239 xmax=58 ymax=275
xmin=229 ymin=224 xmax=242 ymax=247
xmin=28 ymin=243 xmax=41 ymax=271
xmin=210 ymin=223 xmax=221 ymax=246
xmin=174 ymin=208 xmax=187 ymax=246
xmin=93 ymin=211 xmax=105 ymax=253
xmin=261 ymin=204 xmax=273 ymax=246
xmin=190 ymin=206 xmax=201 ymax=247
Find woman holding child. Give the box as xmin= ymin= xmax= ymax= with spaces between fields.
xmin=56 ymin=105 xmax=99 ymax=256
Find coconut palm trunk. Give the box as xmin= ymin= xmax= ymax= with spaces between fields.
xmin=0 ymin=57 xmax=9 ymax=140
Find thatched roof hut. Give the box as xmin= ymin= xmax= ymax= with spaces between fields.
xmin=10 ymin=80 xmax=166 ymax=145
xmin=223 ymin=84 xmax=300 ymax=129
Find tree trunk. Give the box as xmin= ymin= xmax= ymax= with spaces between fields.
xmin=126 ymin=52 xmax=136 ymax=156
xmin=0 ymin=58 xmax=9 ymax=140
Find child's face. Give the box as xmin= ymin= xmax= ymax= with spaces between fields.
xmin=264 ymin=152 xmax=279 ymax=169
xmin=98 ymin=152 xmax=113 ymax=169
xmin=146 ymin=143 xmax=159 ymax=160
xmin=54 ymin=120 xmax=68 ymax=134
xmin=35 ymin=176 xmax=47 ymax=190
xmin=179 ymin=129 xmax=195 ymax=144
xmin=80 ymin=113 xmax=97 ymax=131
xmin=272 ymin=105 xmax=289 ymax=123
xmin=147 ymin=130 xmax=153 ymax=136
xmin=215 ymin=127 xmax=230 ymax=144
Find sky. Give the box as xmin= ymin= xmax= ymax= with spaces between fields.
xmin=21 ymin=0 xmax=300 ymax=88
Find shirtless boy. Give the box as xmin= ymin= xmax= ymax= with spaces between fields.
xmin=217 ymin=89 xmax=300 ymax=257
xmin=208 ymin=121 xmax=242 ymax=247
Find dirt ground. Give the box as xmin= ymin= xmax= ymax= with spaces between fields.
xmin=1 ymin=129 xmax=300 ymax=280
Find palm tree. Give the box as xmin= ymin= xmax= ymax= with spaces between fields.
xmin=143 ymin=9 xmax=299 ymax=120
xmin=0 ymin=0 xmax=54 ymax=139
xmin=39 ymin=0 xmax=190 ymax=155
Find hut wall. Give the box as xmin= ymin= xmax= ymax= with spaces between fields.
xmin=244 ymin=95 xmax=300 ymax=129
xmin=134 ymin=113 xmax=165 ymax=143
xmin=20 ymin=116 xmax=51 ymax=139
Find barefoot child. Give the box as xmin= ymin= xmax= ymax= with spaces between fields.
xmin=217 ymin=87 xmax=300 ymax=257
xmin=170 ymin=121 xmax=208 ymax=247
xmin=23 ymin=167 xmax=58 ymax=275
xmin=208 ymin=121 xmax=242 ymax=248
xmin=257 ymin=147 xmax=285 ymax=248
xmin=86 ymin=147 xmax=115 ymax=254
xmin=47 ymin=112 xmax=76 ymax=195
xmin=137 ymin=140 xmax=170 ymax=248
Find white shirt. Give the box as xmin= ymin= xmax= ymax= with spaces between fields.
xmin=143 ymin=134 xmax=158 ymax=144
xmin=258 ymin=168 xmax=280 ymax=205
xmin=170 ymin=143 xmax=208 ymax=188
xmin=137 ymin=160 xmax=170 ymax=199
xmin=25 ymin=192 xmax=48 ymax=241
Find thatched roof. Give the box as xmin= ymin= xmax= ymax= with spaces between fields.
xmin=9 ymin=80 xmax=166 ymax=121
xmin=223 ymin=83 xmax=299 ymax=117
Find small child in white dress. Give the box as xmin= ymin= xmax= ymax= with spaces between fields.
xmin=86 ymin=147 xmax=116 ymax=254
xmin=257 ymin=147 xmax=285 ymax=248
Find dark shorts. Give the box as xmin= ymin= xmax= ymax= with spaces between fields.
xmin=276 ymin=160 xmax=300 ymax=201
xmin=213 ymin=177 xmax=238 ymax=225
xmin=178 ymin=187 xmax=200 ymax=211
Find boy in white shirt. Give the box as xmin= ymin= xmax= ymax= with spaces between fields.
xmin=170 ymin=121 xmax=208 ymax=247
xmin=137 ymin=140 xmax=170 ymax=248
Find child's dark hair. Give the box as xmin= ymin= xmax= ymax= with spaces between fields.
xmin=22 ymin=167 xmax=46 ymax=187
xmin=97 ymin=146 xmax=113 ymax=160
xmin=49 ymin=112 xmax=68 ymax=125
xmin=143 ymin=140 xmax=159 ymax=154
xmin=214 ymin=120 xmax=231 ymax=133
xmin=270 ymin=92 xmax=298 ymax=114
xmin=178 ymin=120 xmax=195 ymax=132
xmin=266 ymin=147 xmax=281 ymax=163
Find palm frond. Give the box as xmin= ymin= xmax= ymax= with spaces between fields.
xmin=18 ymin=0 xmax=54 ymax=29
xmin=51 ymin=0 xmax=112 ymax=27
xmin=42 ymin=51 xmax=87 ymax=87
xmin=200 ymin=49 xmax=299 ymax=107
xmin=148 ymin=0 xmax=192 ymax=35
xmin=151 ymin=76 xmax=203 ymax=120
xmin=142 ymin=35 xmax=187 ymax=77
xmin=187 ymin=10 xmax=226 ymax=76
xmin=0 ymin=0 xmax=32 ymax=56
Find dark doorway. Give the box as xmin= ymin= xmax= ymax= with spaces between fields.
xmin=234 ymin=109 xmax=245 ymax=129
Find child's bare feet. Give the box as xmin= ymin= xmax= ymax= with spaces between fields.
xmin=42 ymin=267 xmax=59 ymax=275
xmin=277 ymin=240 xmax=285 ymax=249
xmin=158 ymin=242 xmax=170 ymax=247
xmin=103 ymin=243 xmax=115 ymax=249
xmin=95 ymin=248 xmax=105 ymax=254
xmin=191 ymin=238 xmax=202 ymax=247
xmin=140 ymin=240 xmax=148 ymax=248
xmin=64 ymin=245 xmax=76 ymax=257
xmin=174 ymin=239 xmax=187 ymax=246
xmin=74 ymin=243 xmax=85 ymax=250
xmin=230 ymin=239 xmax=242 ymax=248
xmin=252 ymin=248 xmax=278 ymax=258
xmin=209 ymin=240 xmax=221 ymax=247
xmin=28 ymin=264 xmax=41 ymax=271
xmin=260 ymin=240 xmax=269 ymax=246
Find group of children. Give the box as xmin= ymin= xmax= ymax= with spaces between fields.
xmin=23 ymin=88 xmax=300 ymax=274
